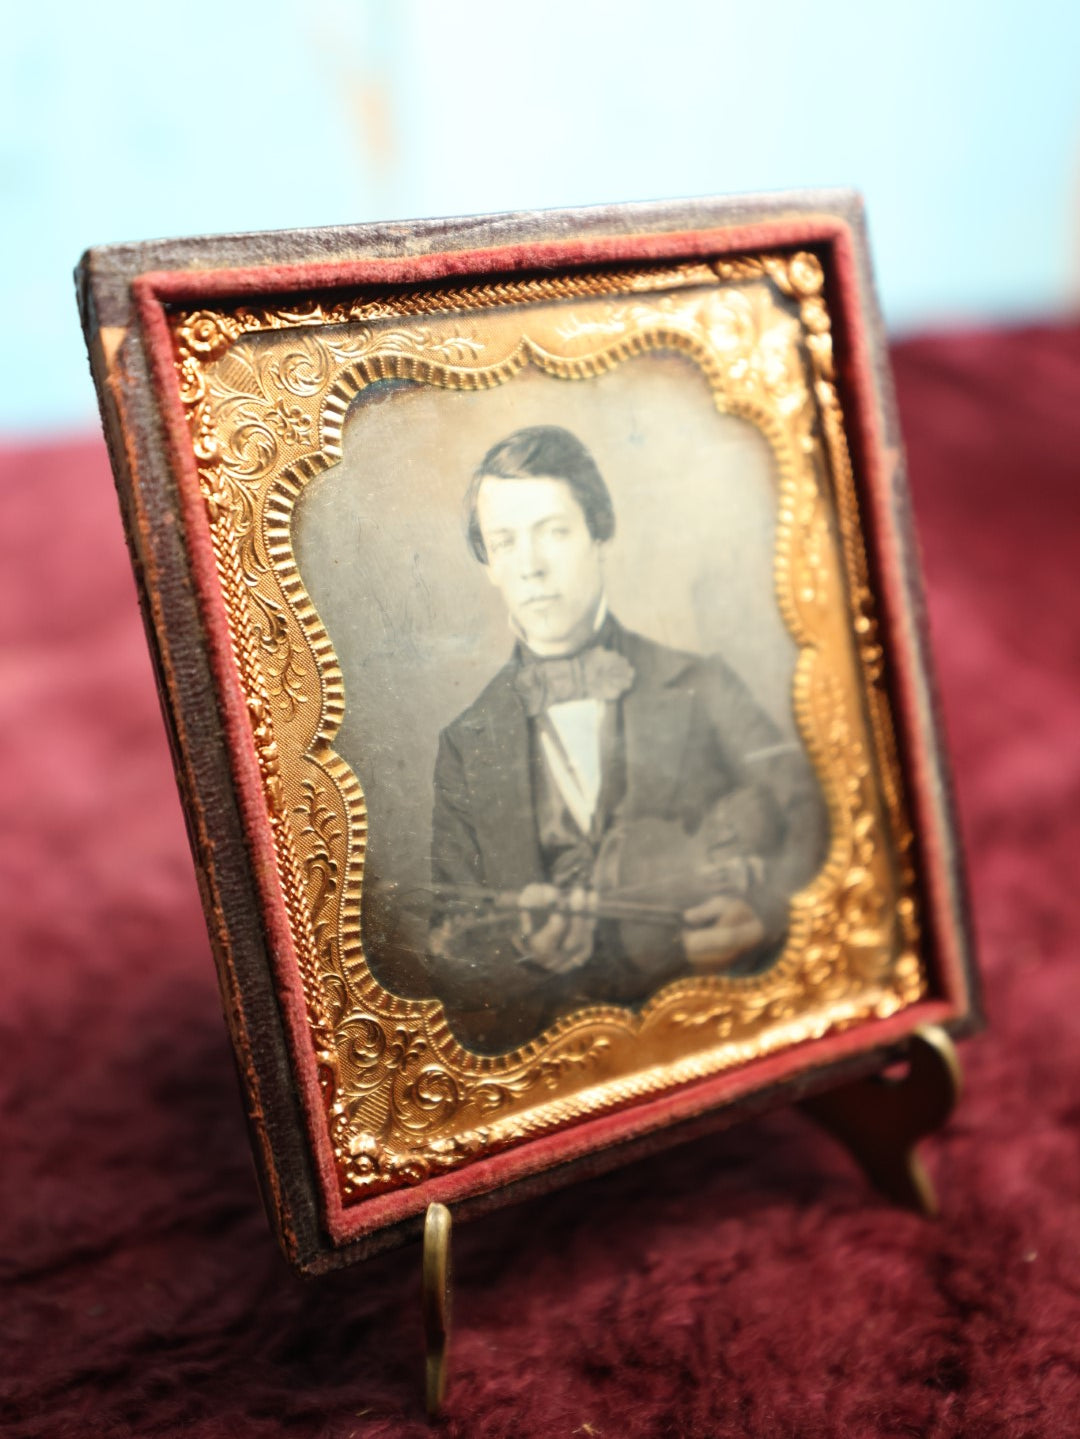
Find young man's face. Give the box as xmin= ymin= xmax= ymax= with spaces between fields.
xmin=476 ymin=475 xmax=607 ymax=656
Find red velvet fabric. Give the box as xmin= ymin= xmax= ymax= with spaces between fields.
xmin=3 ymin=324 xmax=1079 ymax=1435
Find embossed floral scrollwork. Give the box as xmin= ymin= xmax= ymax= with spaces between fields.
xmin=701 ymin=286 xmax=805 ymax=410
xmin=177 ymin=309 xmax=239 ymax=359
xmin=394 ymin=1064 xmax=462 ymax=1135
xmin=266 ymin=400 xmax=313 ymax=445
xmin=293 ymin=779 xmax=342 ymax=965
xmin=336 ymin=1012 xmax=388 ymax=1093
xmin=220 ymin=412 xmax=280 ymax=483
xmin=340 ymin=1127 xmax=491 ymax=1195
xmin=270 ymin=339 xmax=334 ymax=398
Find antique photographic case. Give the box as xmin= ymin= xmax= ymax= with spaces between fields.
xmin=77 ymin=191 xmax=978 ymax=1273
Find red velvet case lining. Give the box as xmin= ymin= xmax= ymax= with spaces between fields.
xmin=133 ymin=216 xmax=971 ymax=1246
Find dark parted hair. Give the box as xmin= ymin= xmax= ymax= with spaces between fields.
xmin=465 ymin=425 xmax=616 ymax=564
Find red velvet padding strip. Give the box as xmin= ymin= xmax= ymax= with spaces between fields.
xmin=134 ymin=214 xmax=968 ymax=1247
xmin=136 ymin=217 xmax=849 ymax=305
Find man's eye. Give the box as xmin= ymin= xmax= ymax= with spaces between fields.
xmin=490 ymin=537 xmax=513 ymax=553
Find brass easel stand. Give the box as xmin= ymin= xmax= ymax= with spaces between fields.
xmin=419 ymin=1023 xmax=960 ymax=1416
xmin=800 ymin=1023 xmax=961 ymax=1215
xmin=422 ymin=1203 xmax=452 ymax=1418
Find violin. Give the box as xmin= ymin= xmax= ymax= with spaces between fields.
xmin=418 ymin=784 xmax=781 ymax=966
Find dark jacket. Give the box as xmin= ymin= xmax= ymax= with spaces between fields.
xmin=428 ymin=621 xmax=827 ymax=1051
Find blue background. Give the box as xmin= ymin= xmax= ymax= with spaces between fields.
xmin=3 ymin=0 xmax=1078 ymax=435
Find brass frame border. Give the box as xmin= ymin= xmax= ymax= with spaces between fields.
xmin=169 ymin=251 xmax=925 ymax=1205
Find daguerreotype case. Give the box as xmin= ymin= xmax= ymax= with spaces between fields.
xmin=77 ymin=192 xmax=978 ymax=1274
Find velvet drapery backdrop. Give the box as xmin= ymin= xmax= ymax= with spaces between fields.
xmin=2 ymin=324 xmax=1078 ymax=1436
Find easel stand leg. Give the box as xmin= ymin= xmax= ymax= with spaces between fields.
xmin=800 ymin=1023 xmax=962 ymax=1215
xmin=422 ymin=1202 xmax=452 ymax=1418
xmin=416 ymin=1026 xmax=959 ymax=1415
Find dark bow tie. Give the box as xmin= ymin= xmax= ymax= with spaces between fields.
xmin=514 ymin=645 xmax=635 ymax=717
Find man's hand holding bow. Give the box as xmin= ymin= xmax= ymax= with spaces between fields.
xmin=680 ymin=893 xmax=766 ymax=971
xmin=515 ymin=883 xmax=597 ymax=976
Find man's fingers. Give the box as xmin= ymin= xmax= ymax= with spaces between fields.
xmin=532 ymin=912 xmax=566 ymax=950
xmin=565 ymin=914 xmax=595 ymax=957
xmin=520 ymin=882 xmax=560 ymax=912
xmin=682 ymin=894 xmax=756 ymax=928
xmin=515 ymin=885 xmax=596 ymax=973
xmin=683 ymin=915 xmax=766 ymax=966
xmin=537 ymin=913 xmax=595 ymax=973
xmin=567 ymin=885 xmax=593 ymax=915
xmin=683 ymin=923 xmax=744 ymax=964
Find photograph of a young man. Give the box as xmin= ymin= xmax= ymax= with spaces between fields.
xmin=428 ymin=425 xmax=827 ymax=1052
